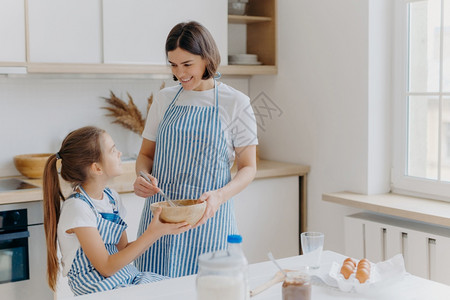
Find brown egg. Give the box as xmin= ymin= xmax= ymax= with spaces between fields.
xmin=340 ymin=263 xmax=355 ymax=279
xmin=358 ymin=263 xmax=371 ymax=272
xmin=344 ymin=257 xmax=357 ymax=268
xmin=344 ymin=262 xmax=356 ymax=271
xmin=356 ymin=268 xmax=370 ymax=283
xmin=357 ymin=258 xmax=370 ymax=267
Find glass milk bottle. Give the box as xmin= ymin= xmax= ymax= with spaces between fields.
xmin=196 ymin=235 xmax=249 ymax=300
xmin=227 ymin=235 xmax=248 ymax=266
xmin=227 ymin=234 xmax=249 ymax=298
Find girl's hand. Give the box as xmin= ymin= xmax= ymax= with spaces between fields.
xmin=146 ymin=207 xmax=191 ymax=237
xmin=194 ymin=190 xmax=225 ymax=227
xmin=134 ymin=172 xmax=159 ymax=198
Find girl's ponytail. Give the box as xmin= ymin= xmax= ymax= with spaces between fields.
xmin=42 ymin=154 xmax=64 ymax=291
xmin=42 ymin=126 xmax=105 ymax=291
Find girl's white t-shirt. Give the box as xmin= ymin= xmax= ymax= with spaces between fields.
xmin=57 ymin=189 xmax=127 ymax=276
xmin=142 ymin=83 xmax=258 ymax=166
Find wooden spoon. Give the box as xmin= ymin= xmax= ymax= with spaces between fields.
xmin=250 ymin=269 xmax=293 ymax=297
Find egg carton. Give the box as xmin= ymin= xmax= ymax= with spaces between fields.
xmin=328 ymin=254 xmax=407 ymax=293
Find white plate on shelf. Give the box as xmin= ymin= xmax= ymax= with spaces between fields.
xmin=229 ymin=58 xmax=258 ymax=63
xmin=229 ymin=61 xmax=262 ymax=65
xmin=229 ymin=54 xmax=258 ymax=58
xmin=229 ymin=54 xmax=258 ymax=61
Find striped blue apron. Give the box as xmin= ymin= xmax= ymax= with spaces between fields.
xmin=66 ymin=187 xmax=167 ymax=296
xmin=135 ymin=81 xmax=238 ymax=277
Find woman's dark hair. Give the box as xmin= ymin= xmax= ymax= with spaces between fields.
xmin=165 ymin=21 xmax=221 ymax=81
xmin=42 ymin=126 xmax=105 ymax=291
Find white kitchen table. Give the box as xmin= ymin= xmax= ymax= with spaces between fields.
xmin=60 ymin=251 xmax=450 ymax=300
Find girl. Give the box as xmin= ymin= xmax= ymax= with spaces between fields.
xmin=133 ymin=21 xmax=258 ymax=277
xmin=43 ymin=126 xmax=190 ymax=296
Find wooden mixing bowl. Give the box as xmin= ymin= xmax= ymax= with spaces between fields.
xmin=13 ymin=153 xmax=52 ymax=179
xmin=150 ymin=199 xmax=206 ymax=226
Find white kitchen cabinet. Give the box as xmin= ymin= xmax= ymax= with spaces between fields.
xmin=121 ymin=192 xmax=146 ymax=241
xmin=27 ymin=0 xmax=102 ymax=63
xmin=0 ymin=0 xmax=26 ymax=63
xmin=234 ymin=176 xmax=299 ymax=263
xmin=0 ymin=0 xmax=274 ymax=75
xmin=102 ymin=0 xmax=228 ymax=65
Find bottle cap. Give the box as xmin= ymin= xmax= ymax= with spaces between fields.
xmin=227 ymin=234 xmax=242 ymax=243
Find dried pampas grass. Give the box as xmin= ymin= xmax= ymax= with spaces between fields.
xmin=102 ymin=82 xmax=165 ymax=135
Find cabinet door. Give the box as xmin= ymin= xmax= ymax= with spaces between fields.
xmin=27 ymin=0 xmax=102 ymax=63
xmin=0 ymin=0 xmax=26 ymax=62
xmin=343 ymin=216 xmax=364 ymax=259
xmin=234 ymin=176 xmax=299 ymax=263
xmin=103 ymin=0 xmax=227 ymax=64
xmin=434 ymin=235 xmax=450 ymax=285
xmin=121 ymin=192 xmax=146 ymax=242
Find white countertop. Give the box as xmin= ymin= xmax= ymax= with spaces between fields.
xmin=60 ymin=251 xmax=450 ymax=300
xmin=323 ymin=191 xmax=450 ymax=227
xmin=0 ymin=160 xmax=310 ymax=205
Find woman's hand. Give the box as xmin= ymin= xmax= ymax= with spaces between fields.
xmin=133 ymin=172 xmax=159 ymax=198
xmin=146 ymin=206 xmax=191 ymax=238
xmin=194 ymin=189 xmax=225 ymax=227
xmin=192 ymin=145 xmax=257 ymax=228
xmin=134 ymin=139 xmax=157 ymax=198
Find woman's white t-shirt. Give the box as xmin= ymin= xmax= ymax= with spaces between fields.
xmin=142 ymin=83 xmax=258 ymax=166
xmin=57 ymin=189 xmax=127 ymax=276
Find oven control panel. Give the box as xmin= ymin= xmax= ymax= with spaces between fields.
xmin=0 ymin=209 xmax=27 ymax=232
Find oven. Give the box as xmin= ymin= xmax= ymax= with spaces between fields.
xmin=0 ymin=200 xmax=52 ymax=299
xmin=0 ymin=208 xmax=29 ymax=283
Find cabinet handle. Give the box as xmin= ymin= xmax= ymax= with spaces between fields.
xmin=0 ymin=230 xmax=30 ymax=241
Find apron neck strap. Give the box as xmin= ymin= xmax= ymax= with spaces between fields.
xmin=78 ymin=186 xmax=118 ymax=214
xmin=214 ymin=80 xmax=219 ymax=108
xmin=78 ymin=186 xmax=94 ymax=206
xmin=170 ymin=80 xmax=219 ymax=109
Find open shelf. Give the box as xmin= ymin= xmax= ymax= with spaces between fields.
xmin=26 ymin=62 xmax=171 ymax=74
xmin=227 ymin=0 xmax=277 ymax=74
xmin=228 ymin=15 xmax=272 ymax=24
xmin=219 ymin=64 xmax=277 ymax=75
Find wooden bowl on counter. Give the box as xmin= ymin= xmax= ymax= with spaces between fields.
xmin=13 ymin=153 xmax=52 ymax=179
xmin=150 ymin=199 xmax=206 ymax=226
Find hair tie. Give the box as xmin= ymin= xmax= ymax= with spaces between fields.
xmin=55 ymin=152 xmax=61 ymax=160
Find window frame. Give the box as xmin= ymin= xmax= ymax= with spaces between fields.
xmin=391 ymin=0 xmax=450 ymax=201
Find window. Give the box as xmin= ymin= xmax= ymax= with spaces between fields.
xmin=392 ymin=0 xmax=450 ymax=201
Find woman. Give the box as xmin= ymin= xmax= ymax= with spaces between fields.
xmin=133 ymin=21 xmax=258 ymax=277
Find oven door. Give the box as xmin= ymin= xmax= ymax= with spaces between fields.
xmin=0 ymin=224 xmax=53 ymax=300
xmin=0 ymin=230 xmax=29 ymax=283
xmin=0 ymin=202 xmax=53 ymax=300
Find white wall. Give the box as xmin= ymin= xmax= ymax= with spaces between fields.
xmin=0 ymin=75 xmax=249 ymax=177
xmin=249 ymin=0 xmax=392 ymax=253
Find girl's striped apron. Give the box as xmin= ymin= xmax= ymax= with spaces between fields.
xmin=135 ymin=81 xmax=238 ymax=277
xmin=66 ymin=188 xmax=167 ymax=296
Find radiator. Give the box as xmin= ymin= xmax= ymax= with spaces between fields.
xmin=344 ymin=212 xmax=450 ymax=285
